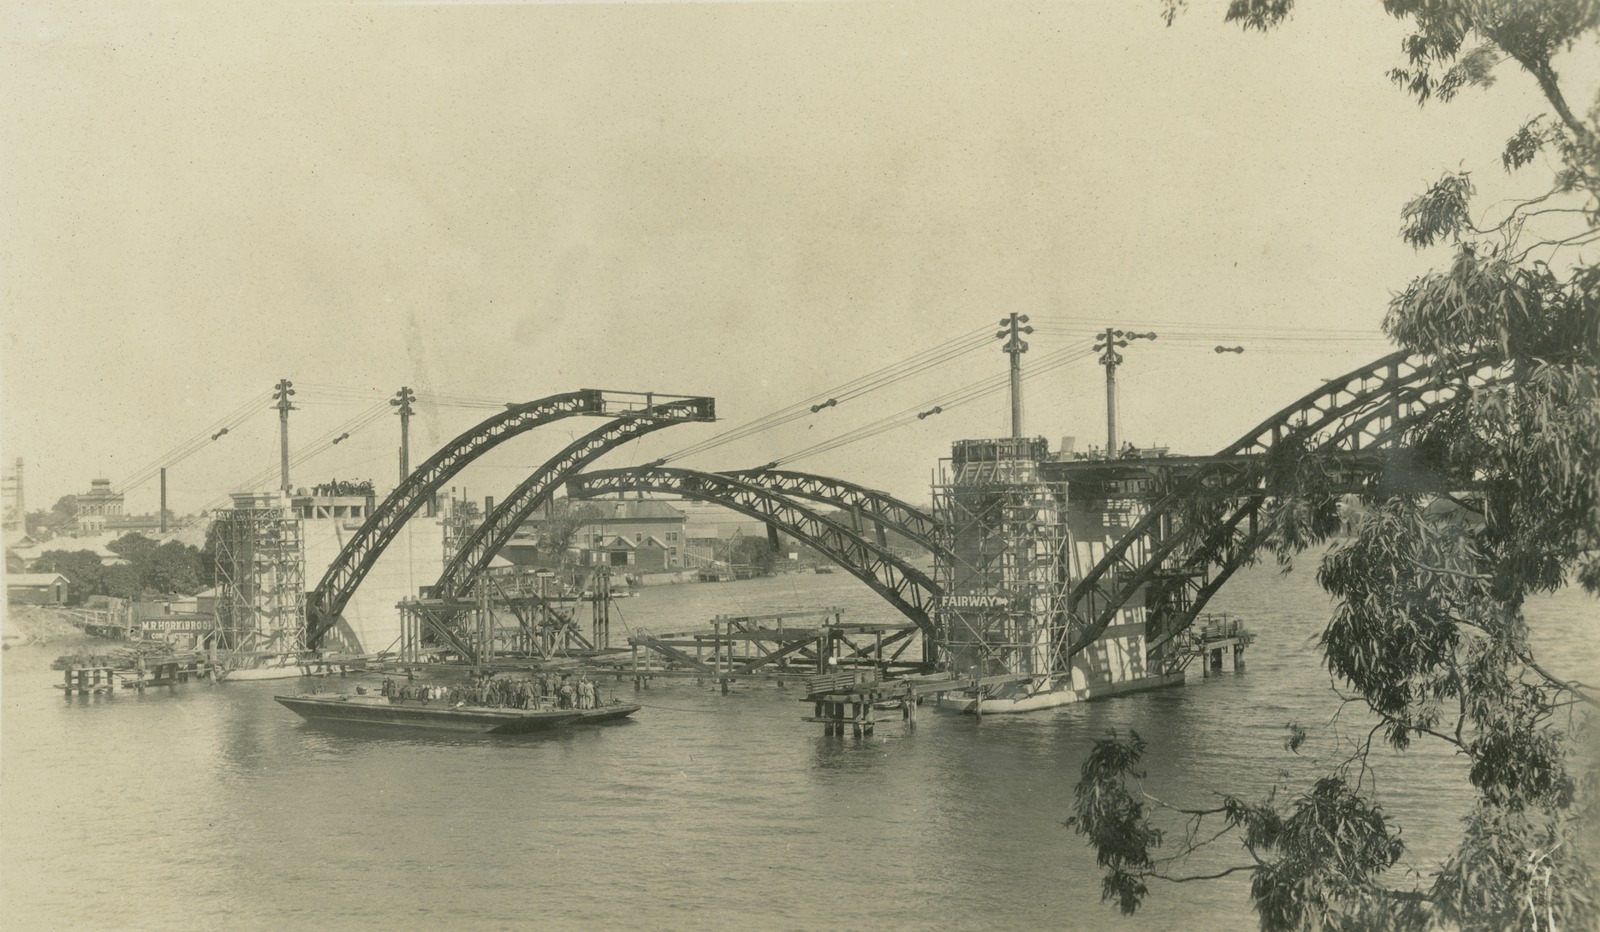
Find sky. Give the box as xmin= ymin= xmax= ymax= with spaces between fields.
xmin=3 ymin=0 xmax=1595 ymax=518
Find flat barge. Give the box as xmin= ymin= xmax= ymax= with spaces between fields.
xmin=275 ymin=694 xmax=640 ymax=734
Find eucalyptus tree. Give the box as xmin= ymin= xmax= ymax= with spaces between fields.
xmin=1070 ymin=3 xmax=1599 ymax=929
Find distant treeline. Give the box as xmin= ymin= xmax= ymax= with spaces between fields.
xmin=33 ymin=533 xmax=216 ymax=605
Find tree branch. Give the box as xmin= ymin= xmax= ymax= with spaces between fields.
xmin=1151 ymin=864 xmax=1258 ymax=883
xmin=1407 ymin=556 xmax=1492 ymax=581
xmin=1518 ymin=55 xmax=1597 ymax=151
xmin=1513 ymin=227 xmax=1600 ymax=263
xmin=1517 ymin=652 xmax=1600 ymax=708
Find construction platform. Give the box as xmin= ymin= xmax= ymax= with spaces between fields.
xmin=617 ymin=609 xmax=923 ymax=692
xmin=52 ymin=647 xmax=224 ymax=695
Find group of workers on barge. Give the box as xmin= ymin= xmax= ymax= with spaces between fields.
xmin=378 ymin=673 xmax=603 ymax=710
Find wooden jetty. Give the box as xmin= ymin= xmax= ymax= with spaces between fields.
xmin=1187 ymin=614 xmax=1255 ymax=677
xmin=798 ymin=669 xmax=1005 ymax=735
xmin=51 ymin=647 xmax=224 ymax=696
xmin=802 ymin=670 xmax=910 ymax=736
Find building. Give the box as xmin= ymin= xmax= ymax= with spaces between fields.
xmin=66 ymin=478 xmax=164 ymax=537
xmin=7 ymin=572 xmax=69 ymax=605
xmin=675 ymin=500 xmax=769 ymax=546
xmin=73 ymin=479 xmax=125 ymax=535
xmin=511 ymin=500 xmax=689 ymax=571
xmin=580 ymin=533 xmax=675 ymax=570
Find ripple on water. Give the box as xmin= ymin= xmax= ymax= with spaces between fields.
xmin=3 ymin=564 xmax=1593 ymax=930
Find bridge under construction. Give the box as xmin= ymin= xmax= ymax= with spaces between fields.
xmin=184 ymin=337 xmax=1496 ymax=715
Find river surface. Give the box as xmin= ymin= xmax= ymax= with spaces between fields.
xmin=3 ymin=562 xmax=1594 ymax=931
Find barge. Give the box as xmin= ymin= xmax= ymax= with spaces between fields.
xmin=274 ymin=693 xmax=640 ymax=733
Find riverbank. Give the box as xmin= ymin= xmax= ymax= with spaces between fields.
xmin=1 ymin=605 xmax=93 ymax=649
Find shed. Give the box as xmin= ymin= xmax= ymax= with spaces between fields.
xmin=7 ymin=572 xmax=70 ymax=606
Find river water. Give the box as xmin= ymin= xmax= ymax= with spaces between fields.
xmin=3 ymin=562 xmax=1594 ymax=930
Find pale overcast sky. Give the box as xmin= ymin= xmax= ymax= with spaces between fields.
xmin=3 ymin=1 xmax=1594 ymax=515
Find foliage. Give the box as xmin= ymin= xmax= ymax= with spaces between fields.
xmin=35 ymin=550 xmax=120 ymax=604
xmin=1064 ymin=732 xmax=1160 ymax=914
xmin=34 ymin=534 xmax=210 ymax=604
xmin=727 ymin=534 xmax=779 ymax=574
xmin=534 ymin=499 xmax=606 ymax=564
xmin=108 ymin=533 xmax=209 ymax=595
xmin=25 ymin=495 xmax=79 ymax=535
xmin=1069 ymin=3 xmax=1600 ymax=929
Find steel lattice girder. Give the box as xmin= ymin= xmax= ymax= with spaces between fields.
xmin=1140 ymin=372 xmax=1496 ymax=652
xmin=718 ymin=468 xmax=947 ymax=559
xmin=434 ymin=398 xmax=716 ymax=601
xmin=1057 ymin=352 xmax=1499 ymax=664
xmin=566 ymin=467 xmax=940 ymax=633
xmin=305 ymin=389 xmax=712 ymax=648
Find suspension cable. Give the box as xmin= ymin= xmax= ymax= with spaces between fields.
xmin=659 ymin=322 xmax=996 ymax=463
xmin=114 ymin=389 xmax=276 ymax=492
xmin=768 ymin=343 xmax=1099 ymax=467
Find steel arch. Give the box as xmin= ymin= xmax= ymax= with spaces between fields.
xmin=434 ymin=398 xmax=715 ymax=601
xmin=1057 ymin=351 xmax=1500 ymax=665
xmin=565 ymin=467 xmax=940 ymax=636
xmin=305 ymin=389 xmax=710 ymax=648
xmin=718 ymin=468 xmax=946 ymax=559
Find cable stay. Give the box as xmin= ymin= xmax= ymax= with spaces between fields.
xmin=113 ymin=389 xmax=276 ymax=492
xmin=764 ymin=344 xmax=1100 ymax=469
xmin=659 ymin=322 xmax=996 ymax=464
xmin=297 ymin=381 xmax=528 ymax=410
xmin=1027 ymin=313 xmax=1386 ymax=336
xmin=165 ymin=402 xmax=392 ymax=533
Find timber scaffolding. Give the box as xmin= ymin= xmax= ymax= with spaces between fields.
xmin=932 ymin=438 xmax=1072 ymax=685
xmin=396 ymin=565 xmax=617 ymax=666
xmin=212 ymin=492 xmax=306 ymax=653
xmin=51 ymin=645 xmax=225 ymax=696
xmin=616 ymin=609 xmax=925 ymax=692
xmin=383 ymin=597 xmax=932 ymax=696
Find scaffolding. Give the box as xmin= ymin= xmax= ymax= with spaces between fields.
xmin=440 ymin=495 xmax=483 ymax=567
xmin=213 ymin=493 xmax=306 ymax=653
xmin=397 ymin=564 xmax=619 ymax=665
xmin=932 ymin=438 xmax=1071 ymax=684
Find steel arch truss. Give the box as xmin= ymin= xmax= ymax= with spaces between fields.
xmin=305 ymin=389 xmax=712 ymax=647
xmin=1058 ymin=350 xmax=1501 ymax=668
xmin=718 ymin=468 xmax=946 ymax=559
xmin=434 ymin=397 xmax=716 ymax=601
xmin=566 ymin=467 xmax=941 ymax=636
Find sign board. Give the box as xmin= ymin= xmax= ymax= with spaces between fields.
xmin=137 ymin=617 xmax=214 ymax=634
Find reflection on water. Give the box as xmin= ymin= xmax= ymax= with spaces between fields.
xmin=3 ymin=564 xmax=1594 ymax=930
